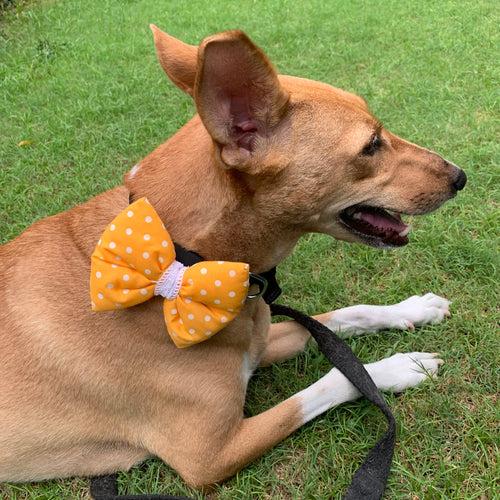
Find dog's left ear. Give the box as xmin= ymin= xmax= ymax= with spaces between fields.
xmin=194 ymin=31 xmax=289 ymax=168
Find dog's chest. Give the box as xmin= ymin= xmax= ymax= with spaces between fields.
xmin=241 ymin=351 xmax=258 ymax=388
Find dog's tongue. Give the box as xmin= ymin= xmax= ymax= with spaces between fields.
xmin=358 ymin=209 xmax=408 ymax=233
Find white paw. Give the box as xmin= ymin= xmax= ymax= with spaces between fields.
xmin=367 ymin=352 xmax=443 ymax=393
xmin=387 ymin=293 xmax=451 ymax=331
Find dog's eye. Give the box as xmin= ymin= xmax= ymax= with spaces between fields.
xmin=361 ymin=134 xmax=382 ymax=156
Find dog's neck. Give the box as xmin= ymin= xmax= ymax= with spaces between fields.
xmin=125 ymin=116 xmax=301 ymax=272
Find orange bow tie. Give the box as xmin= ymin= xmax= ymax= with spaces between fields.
xmin=90 ymin=198 xmax=250 ymax=348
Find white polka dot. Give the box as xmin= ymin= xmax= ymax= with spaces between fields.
xmin=228 ymin=291 xmax=236 ymax=298
xmin=97 ymin=293 xmax=104 ymax=300
xmin=229 ymin=270 xmax=236 ymax=277
xmin=142 ymin=251 xmax=150 ymax=259
xmin=109 ymin=241 xmax=116 ymax=249
xmin=200 ymin=267 xmax=207 ymax=275
xmin=170 ymin=308 xmax=177 ymax=315
xmin=123 ymin=289 xmax=129 ymax=294
xmin=204 ymin=315 xmax=211 ymax=322
xmin=110 ymin=224 xmax=116 ymax=231
xmin=187 ymin=278 xmax=194 ymax=285
xmin=125 ymin=228 xmax=133 ymax=236
xmin=143 ymin=234 xmax=151 ymax=241
xmin=205 ymin=330 xmax=213 ymax=336
xmin=221 ymin=316 xmax=228 ymax=323
xmin=200 ymin=289 xmax=207 ymax=296
xmin=161 ymin=240 xmax=168 ymax=248
xmin=123 ymin=274 xmax=130 ymax=281
xmin=217 ymin=261 xmax=224 ymax=265
xmin=96 ymin=271 xmax=102 ymax=278
xmin=159 ymin=256 xmax=164 ymax=263
xmin=145 ymin=216 xmax=152 ymax=223
xmin=127 ymin=210 xmax=134 ymax=218
xmin=185 ymin=297 xmax=192 ymax=304
xmin=187 ymin=313 xmax=195 ymax=320
xmin=244 ymin=264 xmax=249 ymax=270
xmin=188 ymin=328 xmax=196 ymax=335
xmin=126 ymin=246 xmax=133 ymax=254
xmin=214 ymin=280 xmax=222 ymax=287
xmin=106 ymin=283 xmax=114 ymax=289
xmin=111 ymin=264 xmax=117 ymax=268
xmin=145 ymin=269 xmax=151 ymax=275
xmin=243 ymin=281 xmax=249 ymax=288
xmin=140 ymin=289 xmax=148 ymax=296
xmin=214 ymin=299 xmax=221 ymax=305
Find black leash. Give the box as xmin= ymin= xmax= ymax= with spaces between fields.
xmin=91 ymin=247 xmax=396 ymax=500
xmin=269 ymin=304 xmax=395 ymax=500
xmin=89 ymin=472 xmax=189 ymax=500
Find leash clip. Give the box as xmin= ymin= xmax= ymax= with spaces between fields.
xmin=247 ymin=273 xmax=268 ymax=300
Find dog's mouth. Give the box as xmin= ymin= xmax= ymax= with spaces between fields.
xmin=339 ymin=205 xmax=411 ymax=248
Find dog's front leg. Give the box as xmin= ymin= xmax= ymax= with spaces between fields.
xmin=259 ymin=293 xmax=450 ymax=366
xmin=258 ymin=319 xmax=311 ymax=366
xmin=317 ymin=293 xmax=451 ymax=337
xmin=167 ymin=352 xmax=442 ymax=488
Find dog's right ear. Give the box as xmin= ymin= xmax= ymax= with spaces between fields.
xmin=150 ymin=24 xmax=197 ymax=96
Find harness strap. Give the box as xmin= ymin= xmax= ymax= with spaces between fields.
xmin=90 ymin=248 xmax=395 ymax=500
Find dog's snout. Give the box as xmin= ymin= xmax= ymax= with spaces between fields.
xmin=443 ymin=159 xmax=467 ymax=192
xmin=451 ymin=166 xmax=467 ymax=191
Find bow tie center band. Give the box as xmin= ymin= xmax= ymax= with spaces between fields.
xmin=90 ymin=198 xmax=260 ymax=348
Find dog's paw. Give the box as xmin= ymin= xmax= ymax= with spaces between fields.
xmin=367 ymin=352 xmax=443 ymax=393
xmin=387 ymin=293 xmax=451 ymax=331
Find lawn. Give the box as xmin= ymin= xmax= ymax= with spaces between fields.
xmin=0 ymin=0 xmax=498 ymax=498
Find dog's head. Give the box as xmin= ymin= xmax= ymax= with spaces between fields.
xmin=150 ymin=26 xmax=466 ymax=249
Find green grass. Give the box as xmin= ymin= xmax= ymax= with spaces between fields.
xmin=1 ymin=0 xmax=498 ymax=498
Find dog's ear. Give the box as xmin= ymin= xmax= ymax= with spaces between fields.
xmin=150 ymin=24 xmax=198 ymax=96
xmin=194 ymin=31 xmax=289 ymax=168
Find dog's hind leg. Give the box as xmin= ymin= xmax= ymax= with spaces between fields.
xmin=1 ymin=442 xmax=149 ymax=482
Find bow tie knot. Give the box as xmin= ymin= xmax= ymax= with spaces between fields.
xmin=90 ymin=198 xmax=250 ymax=347
xmin=155 ymin=260 xmax=187 ymax=300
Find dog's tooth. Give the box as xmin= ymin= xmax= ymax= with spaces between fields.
xmin=398 ymin=225 xmax=411 ymax=237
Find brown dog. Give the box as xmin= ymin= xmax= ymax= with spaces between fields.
xmin=0 ymin=26 xmax=466 ymax=488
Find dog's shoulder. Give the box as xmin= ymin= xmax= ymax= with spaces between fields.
xmin=2 ymin=186 xmax=129 ymax=259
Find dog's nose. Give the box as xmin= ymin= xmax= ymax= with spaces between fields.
xmin=452 ymin=167 xmax=467 ymax=191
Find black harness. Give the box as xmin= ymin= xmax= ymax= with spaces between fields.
xmin=90 ymin=244 xmax=396 ymax=500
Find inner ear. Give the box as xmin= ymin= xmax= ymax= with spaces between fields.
xmin=230 ymin=96 xmax=259 ymax=151
xmin=194 ymin=31 xmax=289 ymax=166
